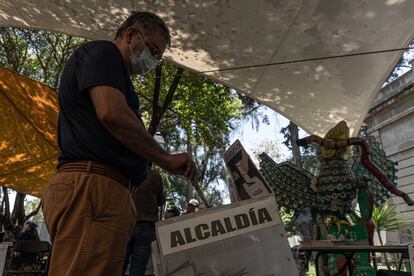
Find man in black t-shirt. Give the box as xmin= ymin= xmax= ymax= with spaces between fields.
xmin=42 ymin=11 xmax=196 ymax=276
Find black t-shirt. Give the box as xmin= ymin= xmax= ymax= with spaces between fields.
xmin=58 ymin=40 xmax=148 ymax=185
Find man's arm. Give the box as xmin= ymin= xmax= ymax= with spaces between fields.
xmin=90 ymin=85 xmax=196 ymax=180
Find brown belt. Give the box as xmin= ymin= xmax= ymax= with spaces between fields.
xmin=58 ymin=161 xmax=130 ymax=189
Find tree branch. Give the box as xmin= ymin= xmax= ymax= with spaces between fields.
xmin=148 ymin=64 xmax=163 ymax=136
xmin=25 ymin=200 xmax=42 ymax=221
xmin=160 ymin=67 xmax=184 ymax=116
xmin=243 ymin=104 xmax=261 ymax=117
xmin=204 ymin=170 xmax=221 ymax=188
xmin=148 ymin=65 xmax=184 ymax=136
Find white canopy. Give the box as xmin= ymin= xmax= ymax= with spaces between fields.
xmin=1 ymin=0 xmax=413 ymax=135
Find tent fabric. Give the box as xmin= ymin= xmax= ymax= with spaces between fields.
xmin=0 ymin=66 xmax=58 ymax=196
xmin=1 ymin=0 xmax=414 ymax=136
xmin=1 ymin=1 xmax=414 ymax=196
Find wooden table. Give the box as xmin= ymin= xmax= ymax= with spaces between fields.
xmin=296 ymin=244 xmax=409 ymax=276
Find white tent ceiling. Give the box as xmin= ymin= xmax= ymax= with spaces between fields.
xmin=1 ymin=0 xmax=413 ymax=135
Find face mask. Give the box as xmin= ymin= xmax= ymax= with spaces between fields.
xmin=129 ymin=36 xmax=159 ymax=75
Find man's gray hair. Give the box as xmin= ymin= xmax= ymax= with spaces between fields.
xmin=114 ymin=11 xmax=171 ymax=46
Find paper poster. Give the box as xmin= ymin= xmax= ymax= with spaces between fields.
xmin=224 ymin=140 xmax=273 ymax=200
xmin=226 ymin=176 xmax=241 ymax=203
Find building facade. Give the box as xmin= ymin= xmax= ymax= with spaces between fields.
xmin=365 ymin=69 xmax=414 ymax=242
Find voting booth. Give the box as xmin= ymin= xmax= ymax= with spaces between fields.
xmin=152 ymin=141 xmax=298 ymax=275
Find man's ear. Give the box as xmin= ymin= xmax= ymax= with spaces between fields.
xmin=124 ymin=27 xmax=136 ymax=44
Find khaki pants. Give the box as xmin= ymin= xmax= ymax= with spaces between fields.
xmin=42 ymin=170 xmax=136 ymax=276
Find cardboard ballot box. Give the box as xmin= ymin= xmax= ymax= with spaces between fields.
xmin=154 ymin=195 xmax=298 ymax=276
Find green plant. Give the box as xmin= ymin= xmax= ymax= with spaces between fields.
xmin=372 ymin=199 xmax=408 ymax=269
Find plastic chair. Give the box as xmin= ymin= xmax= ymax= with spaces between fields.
xmin=4 ymin=241 xmax=51 ymax=275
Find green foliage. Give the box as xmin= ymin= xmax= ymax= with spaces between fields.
xmin=302 ymin=150 xmax=320 ymax=176
xmin=162 ymin=168 xmax=226 ymax=211
xmin=371 ymin=199 xmax=407 ymax=270
xmin=372 ymin=199 xmax=407 ymax=232
xmin=136 ymin=62 xmax=243 ymax=147
xmin=280 ymin=124 xmax=292 ymax=151
xmin=236 ymin=93 xmax=269 ymax=131
xmin=280 ymin=122 xmax=320 ymax=175
xmin=163 ymin=174 xmax=188 ymax=211
xmin=280 ymin=123 xmax=316 ymax=156
xmin=0 ymin=27 xmax=86 ymax=87
xmin=173 ymin=78 xmax=242 ymax=146
xmin=279 ymin=207 xmax=296 ymax=233
xmin=136 ymin=62 xmax=244 ymax=205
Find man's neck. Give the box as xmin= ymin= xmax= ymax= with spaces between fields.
xmin=113 ymin=39 xmax=131 ymax=75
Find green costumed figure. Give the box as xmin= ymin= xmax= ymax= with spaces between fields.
xmin=259 ymin=121 xmax=411 ymax=275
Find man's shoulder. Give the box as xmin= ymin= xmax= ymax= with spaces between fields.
xmin=77 ymin=40 xmax=118 ymax=54
xmin=68 ymin=40 xmax=125 ymax=79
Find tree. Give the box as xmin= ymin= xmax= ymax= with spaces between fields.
xmin=21 ymin=29 xmax=85 ymax=88
xmin=163 ymin=175 xmax=188 ymax=211
xmin=24 ymin=198 xmax=44 ymax=222
xmin=11 ymin=192 xmax=26 ymax=226
xmin=0 ymin=187 xmax=10 ymax=227
xmin=0 ymin=27 xmax=85 ymax=87
xmin=0 ymin=28 xmax=30 ymax=73
xmin=135 ymin=62 xmax=244 ymax=205
xmin=385 ymin=39 xmax=414 ymax=84
xmin=280 ymin=122 xmax=320 ymax=175
xmin=236 ymin=93 xmax=269 ymax=131
xmin=288 ymin=122 xmax=302 ymax=168
xmin=172 ymin=75 xmax=242 ymax=203
xmin=251 ymin=139 xmax=283 ymax=164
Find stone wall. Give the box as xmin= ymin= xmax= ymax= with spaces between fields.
xmin=365 ymin=69 xmax=414 ymax=243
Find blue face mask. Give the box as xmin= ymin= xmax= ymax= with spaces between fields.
xmin=129 ymin=33 xmax=160 ymax=75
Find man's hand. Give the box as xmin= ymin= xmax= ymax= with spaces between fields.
xmin=159 ymin=153 xmax=196 ymax=181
